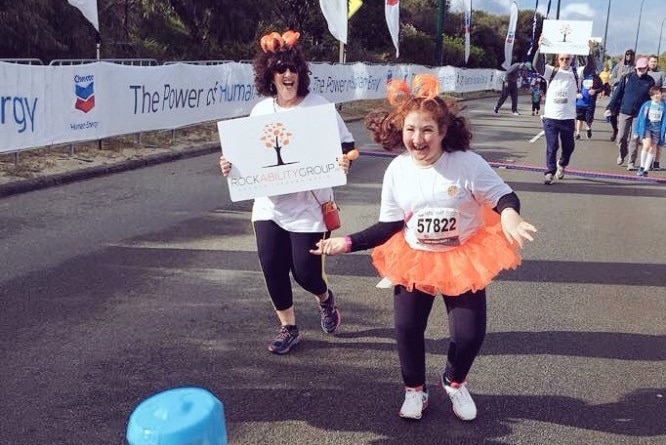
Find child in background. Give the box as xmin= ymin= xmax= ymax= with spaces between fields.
xmin=531 ymin=77 xmax=544 ymax=116
xmin=633 ymin=86 xmax=666 ymax=176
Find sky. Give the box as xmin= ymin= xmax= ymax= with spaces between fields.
xmin=451 ymin=0 xmax=666 ymax=57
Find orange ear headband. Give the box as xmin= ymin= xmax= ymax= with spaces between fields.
xmin=386 ymin=73 xmax=440 ymax=106
xmin=260 ymin=30 xmax=301 ymax=53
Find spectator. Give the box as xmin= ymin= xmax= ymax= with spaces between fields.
xmin=599 ymin=65 xmax=611 ymax=99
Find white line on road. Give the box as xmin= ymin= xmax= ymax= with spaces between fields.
xmin=529 ymin=131 xmax=545 ymax=143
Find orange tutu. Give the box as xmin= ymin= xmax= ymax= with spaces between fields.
xmin=371 ymin=207 xmax=521 ymax=296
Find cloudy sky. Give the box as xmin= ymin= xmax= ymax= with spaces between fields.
xmin=451 ymin=0 xmax=666 ymax=57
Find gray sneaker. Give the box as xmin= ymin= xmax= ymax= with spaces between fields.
xmin=319 ymin=290 xmax=340 ymax=334
xmin=268 ymin=325 xmax=300 ymax=354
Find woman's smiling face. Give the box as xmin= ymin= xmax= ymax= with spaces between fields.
xmin=272 ymin=64 xmax=299 ymax=103
xmin=402 ymin=110 xmax=446 ymax=166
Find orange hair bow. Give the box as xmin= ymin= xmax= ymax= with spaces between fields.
xmin=386 ymin=73 xmax=440 ymax=105
xmin=260 ymin=30 xmax=301 ymax=53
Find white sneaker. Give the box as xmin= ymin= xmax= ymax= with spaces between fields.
xmin=555 ymin=165 xmax=565 ymax=180
xmin=543 ymin=173 xmax=553 ymax=185
xmin=399 ymin=387 xmax=429 ymax=420
xmin=626 ymin=162 xmax=636 ymax=171
xmin=442 ymin=381 xmax=477 ymax=421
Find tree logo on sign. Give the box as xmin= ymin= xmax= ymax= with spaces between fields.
xmin=261 ymin=122 xmax=297 ymax=167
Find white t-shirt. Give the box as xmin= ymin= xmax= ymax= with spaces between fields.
xmin=379 ymin=151 xmax=513 ymax=252
xmin=249 ymin=93 xmax=354 ymax=232
xmin=543 ymin=65 xmax=578 ymax=120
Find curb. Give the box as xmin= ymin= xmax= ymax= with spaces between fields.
xmin=0 ymin=142 xmax=221 ymax=199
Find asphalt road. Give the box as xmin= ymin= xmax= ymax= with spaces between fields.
xmin=1 ymin=96 xmax=664 ymax=445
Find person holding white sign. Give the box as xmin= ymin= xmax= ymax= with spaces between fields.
xmin=219 ymin=30 xmax=356 ymax=355
xmin=532 ymin=36 xmax=595 ymax=184
xmin=310 ymin=74 xmax=536 ymax=421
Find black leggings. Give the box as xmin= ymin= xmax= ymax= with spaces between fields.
xmin=254 ymin=220 xmax=328 ymax=311
xmin=393 ymin=285 xmax=487 ymax=387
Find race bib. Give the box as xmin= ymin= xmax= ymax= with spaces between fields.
xmin=648 ymin=108 xmax=662 ymax=123
xmin=553 ymin=88 xmax=569 ymax=104
xmin=409 ymin=207 xmax=461 ymax=246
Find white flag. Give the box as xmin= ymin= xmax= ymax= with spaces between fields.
xmin=67 ymin=0 xmax=99 ymax=32
xmin=463 ymin=0 xmax=472 ymax=64
xmin=502 ymin=1 xmax=518 ymax=69
xmin=385 ymin=0 xmax=400 ymax=57
xmin=319 ymin=0 xmax=347 ymax=44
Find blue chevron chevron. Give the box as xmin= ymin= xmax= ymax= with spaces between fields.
xmin=75 ymin=82 xmax=94 ymax=100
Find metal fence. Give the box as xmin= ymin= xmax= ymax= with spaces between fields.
xmin=0 ymin=58 xmax=44 ymax=65
xmin=49 ymin=58 xmax=158 ymax=66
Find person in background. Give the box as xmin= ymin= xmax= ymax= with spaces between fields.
xmin=219 ymin=30 xmax=355 ymax=355
xmin=311 ymin=74 xmax=537 ymax=422
xmin=531 ymin=76 xmax=546 ymax=116
xmin=494 ymin=62 xmax=533 ymax=115
xmin=575 ymin=59 xmax=603 ymax=139
xmin=633 ymin=86 xmax=666 ymax=177
xmin=532 ymin=37 xmax=594 ymax=184
xmin=598 ymin=65 xmax=611 ymax=99
xmin=646 ymin=55 xmax=665 ymax=170
xmin=605 ymin=57 xmax=655 ymax=170
xmin=608 ymin=50 xmax=636 ymax=141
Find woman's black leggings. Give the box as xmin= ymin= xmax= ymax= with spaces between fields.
xmin=393 ymin=285 xmax=487 ymax=387
xmin=254 ymin=220 xmax=328 ymax=311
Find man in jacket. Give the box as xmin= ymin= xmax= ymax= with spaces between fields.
xmin=494 ymin=62 xmax=532 ymax=115
xmin=605 ymin=57 xmax=655 ymax=170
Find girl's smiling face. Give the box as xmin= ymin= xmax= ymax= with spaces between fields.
xmin=402 ymin=110 xmax=446 ymax=166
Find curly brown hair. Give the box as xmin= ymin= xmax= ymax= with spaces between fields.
xmin=365 ymin=96 xmax=472 ymax=152
xmin=252 ymin=45 xmax=311 ymax=98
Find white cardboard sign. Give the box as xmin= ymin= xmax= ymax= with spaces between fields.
xmin=540 ymin=20 xmax=593 ymax=55
xmin=217 ymin=103 xmax=346 ymax=202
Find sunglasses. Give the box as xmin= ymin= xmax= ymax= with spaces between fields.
xmin=274 ymin=63 xmax=297 ymax=74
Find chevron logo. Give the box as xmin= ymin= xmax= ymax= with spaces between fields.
xmin=75 ymin=80 xmax=95 ymax=113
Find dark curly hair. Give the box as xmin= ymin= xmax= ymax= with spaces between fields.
xmin=252 ymin=45 xmax=311 ymax=98
xmin=365 ymin=96 xmax=472 ymax=153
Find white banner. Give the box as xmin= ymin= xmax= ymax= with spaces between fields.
xmin=319 ymin=0 xmax=348 ymax=44
xmin=0 ymin=61 xmax=502 ymax=154
xmin=385 ymin=0 xmax=400 ymax=57
xmin=502 ymin=1 xmax=519 ymax=70
xmin=67 ymin=0 xmax=99 ymax=32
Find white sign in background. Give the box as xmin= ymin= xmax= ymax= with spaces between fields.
xmin=540 ymin=20 xmax=593 ymax=55
xmin=1 ymin=61 xmax=503 ymax=154
xmin=218 ymin=103 xmax=346 ymax=202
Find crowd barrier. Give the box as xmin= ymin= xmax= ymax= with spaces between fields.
xmin=1 ymin=59 xmax=503 ymax=155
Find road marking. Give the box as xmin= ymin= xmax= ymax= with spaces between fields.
xmin=529 ymin=131 xmax=545 ymax=143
